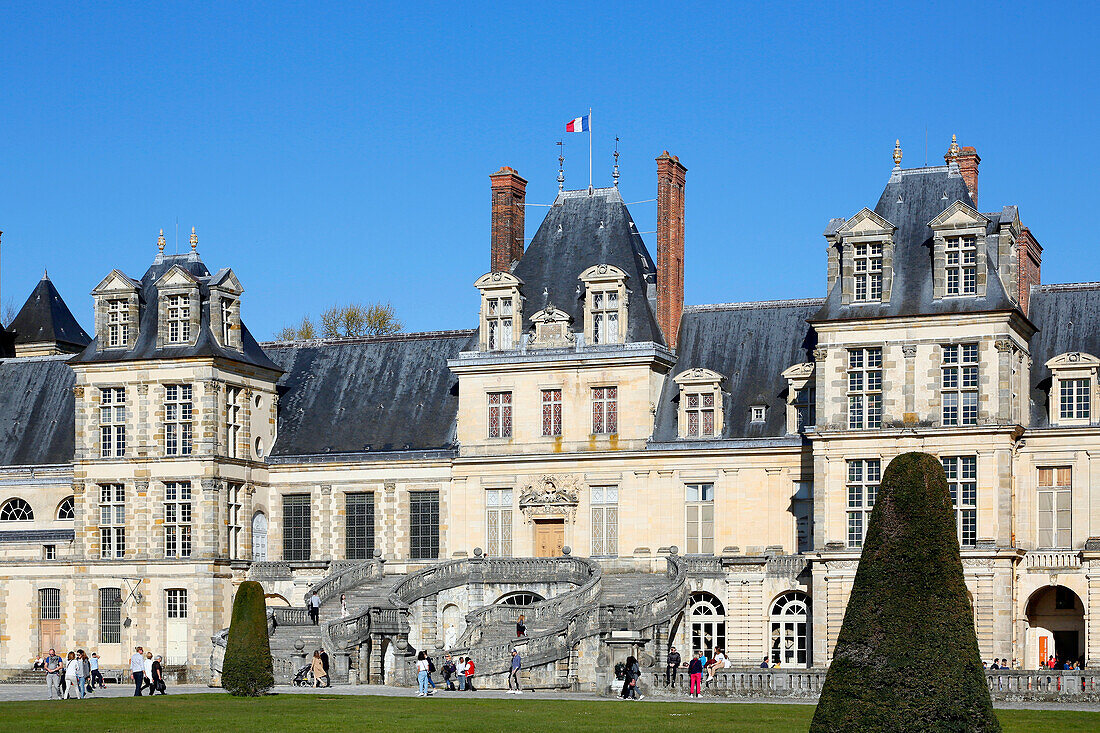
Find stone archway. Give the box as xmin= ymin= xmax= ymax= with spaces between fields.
xmin=1026 ymin=585 xmax=1084 ymax=668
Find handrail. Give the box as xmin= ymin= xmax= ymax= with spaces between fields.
xmin=270 ymin=559 xmax=384 ymax=627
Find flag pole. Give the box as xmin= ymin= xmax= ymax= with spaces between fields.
xmin=588 ymin=108 xmax=593 ymax=191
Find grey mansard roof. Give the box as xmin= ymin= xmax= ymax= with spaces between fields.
xmin=1027 ymin=282 xmax=1100 ymax=427
xmin=264 ymin=330 xmax=475 ymax=459
xmin=8 ymin=275 xmax=91 ymax=351
xmin=0 ymin=355 xmax=75 ymax=466
xmin=513 ymin=187 xmax=665 ymax=345
xmin=72 ymin=252 xmax=281 ymax=373
xmin=651 ymin=298 xmax=821 ymax=442
xmin=814 ymin=165 xmax=1017 ymax=321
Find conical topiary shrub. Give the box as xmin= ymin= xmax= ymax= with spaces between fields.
xmin=221 ymin=580 xmax=275 ymax=696
xmin=810 ymin=452 xmax=1000 ymax=732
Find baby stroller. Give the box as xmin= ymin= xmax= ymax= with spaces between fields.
xmin=292 ymin=664 xmax=314 ymax=687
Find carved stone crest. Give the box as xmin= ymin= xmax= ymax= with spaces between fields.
xmin=519 ymin=474 xmax=581 ymax=522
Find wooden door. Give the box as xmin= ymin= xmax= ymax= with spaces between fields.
xmin=535 ymin=520 xmax=565 ymax=558
xmin=39 ymin=620 xmax=61 ymax=654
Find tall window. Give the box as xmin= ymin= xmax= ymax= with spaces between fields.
xmin=945 ymin=235 xmax=977 ymax=296
xmin=1038 ymin=467 xmax=1072 ymax=548
xmin=486 ymin=488 xmax=513 ymax=557
xmin=166 ymin=294 xmax=191 ymax=343
xmin=793 ymin=386 xmax=815 ymax=432
xmin=541 ymin=389 xmax=562 ymax=437
xmin=167 ymin=589 xmax=188 ymax=619
xmin=847 ymin=348 xmax=882 ymax=429
xmin=846 ymin=459 xmax=880 ymax=548
xmin=99 ymin=587 xmax=122 ymax=643
xmin=688 ymin=592 xmax=725 ymax=657
xmin=225 ymin=387 xmax=241 ymax=458
xmin=100 ymin=387 xmax=126 ymax=458
xmin=487 ymin=392 xmax=513 ymax=439
xmin=685 ymin=483 xmax=715 ymax=554
xmin=409 ymin=490 xmax=440 ymax=560
xmin=592 ymin=386 xmax=618 ymax=435
xmin=590 ymin=486 xmax=618 ymax=557
xmin=942 ymin=344 xmax=979 ymax=426
xmin=221 ymin=298 xmax=234 ymax=345
xmin=853 ymin=242 xmax=883 ymax=302
xmin=164 ymin=384 xmax=193 ymax=456
xmin=591 ymin=290 xmax=620 ymax=344
xmin=770 ymin=593 xmax=810 ymax=667
xmin=106 ymin=299 xmax=129 ymax=348
xmin=99 ymin=484 xmax=125 ymax=559
xmin=164 ymin=482 xmax=192 ymax=558
xmin=345 ymin=492 xmax=375 ymax=560
xmin=227 ymin=483 xmax=242 ymax=560
xmin=486 ymin=297 xmax=513 ymax=350
xmin=252 ymin=512 xmax=268 ymax=561
xmin=942 ymin=456 xmax=977 ymax=547
xmin=1060 ymin=379 xmax=1091 ymax=420
xmin=685 ymin=392 xmax=716 ymax=437
xmin=282 ymin=494 xmax=311 ymax=561
xmin=39 ymin=588 xmax=61 ymax=620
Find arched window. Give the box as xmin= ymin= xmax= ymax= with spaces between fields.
xmin=688 ymin=591 xmax=726 ymax=657
xmin=0 ymin=498 xmax=33 ymax=521
xmin=252 ymin=511 xmax=268 ymax=561
xmin=56 ymin=497 xmax=75 ymax=521
xmin=770 ymin=592 xmax=811 ymax=668
xmin=496 ymin=591 xmax=545 ymax=606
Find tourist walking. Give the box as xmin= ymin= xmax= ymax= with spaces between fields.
xmin=89 ymin=652 xmax=104 ymax=689
xmin=319 ymin=649 xmax=331 ymax=687
xmin=516 ymin=614 xmax=526 ymax=638
xmin=130 ymin=646 xmax=146 ymax=696
xmin=415 ymin=651 xmax=433 ymax=696
xmin=151 ymin=655 xmax=167 ymax=694
xmin=620 ymin=655 xmax=640 ymax=700
xmin=43 ymin=648 xmax=63 ymax=700
xmin=456 ymin=656 xmax=467 ymax=691
xmin=141 ymin=651 xmax=155 ymax=694
xmin=77 ymin=650 xmax=91 ymax=697
xmin=341 ymin=593 xmax=348 ymax=618
xmin=441 ymin=654 xmax=456 ymax=691
xmin=310 ymin=651 xmax=326 ymax=688
xmin=63 ymin=652 xmax=83 ymax=699
xmin=688 ymin=652 xmax=703 ymax=698
xmin=508 ymin=648 xmax=522 ymax=693
xmin=664 ymin=646 xmax=681 ymax=687
xmin=309 ymin=591 xmax=321 ymax=625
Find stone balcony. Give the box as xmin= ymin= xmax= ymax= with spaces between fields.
xmin=1025 ymin=550 xmax=1083 ymax=571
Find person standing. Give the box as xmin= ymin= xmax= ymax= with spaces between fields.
xmin=340 ymin=593 xmax=349 ymax=618
xmin=151 ymin=655 xmax=166 ymax=694
xmin=688 ymin=652 xmax=703 ymax=698
xmin=89 ymin=652 xmax=104 ymax=689
xmin=465 ymin=656 xmax=477 ymax=692
xmin=310 ymin=651 xmax=326 ymax=688
xmin=620 ymin=655 xmax=639 ymax=700
xmin=319 ymin=649 xmax=330 ymax=687
xmin=664 ymin=647 xmax=682 ymax=687
xmin=442 ymin=654 xmax=456 ymax=691
xmin=309 ymin=592 xmax=321 ymax=625
xmin=63 ymin=652 xmax=82 ymax=699
xmin=77 ymin=650 xmax=91 ymax=697
xmin=142 ymin=651 xmax=155 ymax=694
xmin=130 ymin=646 xmax=146 ymax=696
xmin=44 ymin=648 xmax=63 ymax=700
xmin=516 ymin=614 xmax=526 ymax=638
xmin=508 ymin=649 xmax=522 ymax=693
xmin=415 ymin=651 xmax=433 ymax=697
xmin=456 ymin=656 xmax=467 ymax=691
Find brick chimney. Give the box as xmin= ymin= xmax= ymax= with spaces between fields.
xmin=1016 ymin=226 xmax=1042 ymax=317
xmin=656 ymin=152 xmax=687 ymax=349
xmin=489 ymin=167 xmax=527 ymax=272
xmin=945 ymin=139 xmax=980 ymax=206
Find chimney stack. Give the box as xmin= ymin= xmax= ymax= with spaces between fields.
xmin=489 ymin=167 xmax=527 ymax=272
xmin=656 ymin=152 xmax=687 ymax=349
xmin=1016 ymin=227 xmax=1042 ymax=317
xmin=945 ymin=137 xmax=980 ymax=206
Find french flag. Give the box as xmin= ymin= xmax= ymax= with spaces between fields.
xmin=566 ymin=114 xmax=590 ymax=133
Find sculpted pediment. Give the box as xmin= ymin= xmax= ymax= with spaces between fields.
xmin=474 ymin=271 xmax=524 ymax=289
xmin=673 ymin=368 xmax=724 ymax=386
xmin=1045 ymin=352 xmax=1100 ymax=370
xmin=840 ymin=208 xmax=895 ymax=236
xmin=781 ymin=362 xmax=816 ymax=380
xmin=928 ymin=200 xmax=988 ymax=229
xmin=92 ymin=270 xmax=138 ymax=295
xmin=519 ymin=474 xmax=581 ymax=522
xmin=155 ymin=265 xmax=199 ymax=289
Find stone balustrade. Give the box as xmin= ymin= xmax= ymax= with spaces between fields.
xmin=1025 ymin=550 xmax=1082 ymax=571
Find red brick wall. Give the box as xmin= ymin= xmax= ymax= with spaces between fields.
xmin=489 ymin=167 xmax=527 ymax=272
xmin=656 ymin=152 xmax=687 ymax=349
xmin=1016 ymin=227 xmax=1042 ymax=317
xmin=957 ymin=147 xmax=980 ymax=207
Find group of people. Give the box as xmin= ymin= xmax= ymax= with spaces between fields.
xmin=309 ymin=649 xmax=331 ymax=687
xmin=412 ymin=651 xmax=495 ymax=696
xmin=1039 ymin=655 xmax=1083 ymax=670
xmin=658 ymin=646 xmax=735 ymax=698
xmin=38 ymin=648 xmax=105 ymax=700
xmin=128 ymin=647 xmax=168 ymax=696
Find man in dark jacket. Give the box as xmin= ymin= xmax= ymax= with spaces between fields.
xmin=319 ymin=650 xmax=330 ymax=687
xmin=665 ymin=647 xmax=682 ymax=687
xmin=441 ymin=654 xmax=457 ymax=691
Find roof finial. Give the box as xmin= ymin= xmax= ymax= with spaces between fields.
xmin=947 ymin=133 xmax=960 ymax=162
xmin=190 ymin=226 xmax=198 ymax=251
xmin=157 ymin=228 xmax=166 ymax=253
xmin=556 ymin=140 xmax=565 ymax=191
xmin=612 ymin=136 xmax=620 ymax=187
xmin=892 ymin=139 xmax=903 ymax=168
xmin=43 ymin=268 xmax=48 ymax=280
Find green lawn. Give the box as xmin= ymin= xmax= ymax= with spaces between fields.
xmin=2 ymin=694 xmax=1097 ymax=732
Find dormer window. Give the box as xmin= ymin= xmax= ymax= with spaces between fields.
xmin=154 ymin=265 xmax=200 ymax=348
xmin=829 ymin=208 xmax=896 ymax=306
xmin=221 ymin=298 xmax=234 ymax=345
xmin=579 ymin=264 xmax=628 ymax=346
xmin=1045 ymin=352 xmax=1099 ymax=426
xmin=674 ymin=368 xmax=724 ymax=439
xmin=106 ymin=299 xmax=130 ymax=348
xmin=853 ymin=243 xmax=883 ymax=302
xmin=208 ymin=269 xmax=244 ymax=350
xmin=929 ymin=202 xmax=989 ymax=300
xmin=1060 ymin=379 xmax=1090 ymax=420
xmin=474 ymin=271 xmax=523 ymax=352
xmin=92 ymin=269 xmax=140 ymax=349
xmin=167 ymin=294 xmax=191 ymax=343
xmin=782 ymin=362 xmax=816 ymax=434
xmin=750 ymin=405 xmax=766 ymax=423
xmin=945 ymin=236 xmax=977 ymax=295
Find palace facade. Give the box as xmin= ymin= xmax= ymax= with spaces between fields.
xmin=0 ymin=139 xmax=1097 ymax=687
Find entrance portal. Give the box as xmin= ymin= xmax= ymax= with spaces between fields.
xmin=534 ymin=519 xmax=564 ymax=558
xmin=1026 ymin=585 xmax=1084 ymax=668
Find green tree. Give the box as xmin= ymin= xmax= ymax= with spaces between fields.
xmin=221 ymin=580 xmax=274 ymax=697
xmin=810 ymin=452 xmax=999 ymax=733
xmin=320 ymin=302 xmax=402 ymax=338
xmin=275 ymin=315 xmax=318 ymax=341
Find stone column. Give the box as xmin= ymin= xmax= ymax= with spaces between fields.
xmin=319 ymin=484 xmax=333 ymax=560
xmin=200 ymin=479 xmax=220 ymax=560
xmin=902 ymin=344 xmax=917 ymax=423
xmin=995 ymin=339 xmax=1013 ymax=424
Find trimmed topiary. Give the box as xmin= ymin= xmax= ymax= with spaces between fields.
xmin=810 ymin=452 xmax=1000 ymax=732
xmin=221 ymin=580 xmax=275 ymax=696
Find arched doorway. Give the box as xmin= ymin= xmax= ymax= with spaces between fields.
xmin=688 ymin=591 xmax=725 ymax=657
xmin=252 ymin=512 xmax=268 ymax=561
xmin=1026 ymin=585 xmax=1084 ymax=668
xmin=770 ymin=592 xmax=811 ymax=668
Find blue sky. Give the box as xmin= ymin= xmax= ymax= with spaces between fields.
xmin=1 ymin=2 xmax=1097 ymax=339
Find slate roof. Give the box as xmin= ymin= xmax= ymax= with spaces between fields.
xmin=8 ymin=275 xmax=91 ymax=351
xmin=0 ymin=529 xmax=74 ymax=543
xmin=263 ymin=330 xmax=475 ymax=458
xmin=0 ymin=355 xmax=76 ymax=466
xmin=1027 ymin=282 xmax=1100 ymax=427
xmin=651 ymin=298 xmax=821 ymax=442
xmin=513 ymin=187 xmax=664 ymax=345
xmin=814 ymin=165 xmax=1017 ymax=321
xmin=72 ymin=252 xmax=281 ymax=373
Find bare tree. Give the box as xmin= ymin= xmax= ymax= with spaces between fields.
xmin=274 ymin=315 xmax=318 ymax=341
xmin=2 ymin=298 xmax=16 ymax=326
xmin=319 ymin=302 xmax=402 ymax=338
